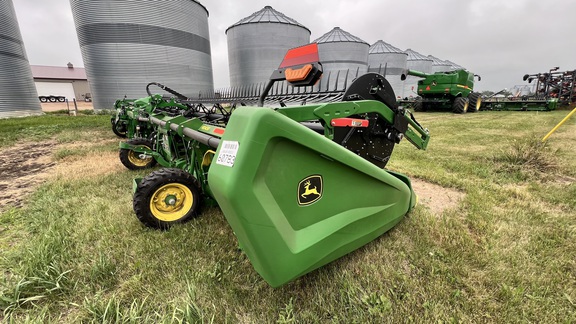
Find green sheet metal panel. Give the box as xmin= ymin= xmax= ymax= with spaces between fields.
xmin=208 ymin=107 xmax=415 ymax=287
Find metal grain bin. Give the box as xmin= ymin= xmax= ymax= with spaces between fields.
xmin=445 ymin=60 xmax=466 ymax=71
xmin=226 ymin=6 xmax=310 ymax=88
xmin=70 ymin=0 xmax=214 ymax=109
xmin=402 ymin=49 xmax=433 ymax=98
xmin=314 ymin=27 xmax=369 ymax=91
xmin=428 ymin=55 xmax=453 ymax=73
xmin=0 ymin=0 xmax=41 ymax=117
xmin=368 ymin=40 xmax=408 ymax=98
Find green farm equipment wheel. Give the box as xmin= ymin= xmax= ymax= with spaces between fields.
xmin=452 ymin=97 xmax=469 ymax=114
xmin=133 ymin=168 xmax=201 ymax=229
xmin=112 ymin=120 xmax=128 ymax=138
xmin=119 ymin=138 xmax=157 ymax=170
xmin=468 ymin=92 xmax=482 ymax=113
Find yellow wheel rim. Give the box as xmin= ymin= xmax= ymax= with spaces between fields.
xmin=128 ymin=146 xmax=153 ymax=167
xmin=475 ymin=98 xmax=482 ymax=111
xmin=463 ymin=101 xmax=469 ymax=112
xmin=150 ymin=183 xmax=193 ymax=222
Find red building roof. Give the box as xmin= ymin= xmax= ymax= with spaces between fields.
xmin=31 ymin=64 xmax=87 ymax=80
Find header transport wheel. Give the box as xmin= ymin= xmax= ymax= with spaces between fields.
xmin=119 ymin=138 xmax=157 ymax=170
xmin=133 ymin=168 xmax=201 ymax=229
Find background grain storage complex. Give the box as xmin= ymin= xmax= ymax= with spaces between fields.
xmin=70 ymin=0 xmax=214 ymax=109
xmin=314 ymin=27 xmax=369 ymax=91
xmin=446 ymin=60 xmax=466 ymax=71
xmin=0 ymin=0 xmax=41 ymax=117
xmin=368 ymin=40 xmax=408 ymax=98
xmin=226 ymin=6 xmax=310 ymax=88
xmin=402 ymin=48 xmax=433 ymax=98
xmin=428 ymin=55 xmax=453 ymax=73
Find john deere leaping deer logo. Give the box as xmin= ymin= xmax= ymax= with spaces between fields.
xmin=298 ymin=175 xmax=323 ymax=206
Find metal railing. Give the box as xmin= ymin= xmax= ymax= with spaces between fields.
xmin=188 ymin=68 xmax=368 ymax=106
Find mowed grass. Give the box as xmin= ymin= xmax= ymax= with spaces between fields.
xmin=1 ymin=110 xmax=575 ymax=323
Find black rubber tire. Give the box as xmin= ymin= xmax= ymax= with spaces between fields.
xmin=39 ymin=96 xmax=47 ymax=103
xmin=413 ymin=100 xmax=424 ymax=112
xmin=112 ymin=120 xmax=128 ymax=138
xmin=49 ymin=96 xmax=57 ymax=102
xmin=467 ymin=92 xmax=482 ymax=113
xmin=133 ymin=168 xmax=201 ymax=229
xmin=452 ymin=97 xmax=469 ymax=114
xmin=57 ymin=97 xmax=66 ymax=102
xmin=119 ymin=138 xmax=157 ymax=170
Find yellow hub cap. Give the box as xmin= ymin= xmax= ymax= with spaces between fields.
xmin=150 ymin=183 xmax=193 ymax=221
xmin=128 ymin=146 xmax=153 ymax=167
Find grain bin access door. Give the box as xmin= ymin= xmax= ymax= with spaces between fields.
xmin=35 ymin=82 xmax=76 ymax=101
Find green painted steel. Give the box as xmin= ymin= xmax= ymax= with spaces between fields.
xmin=482 ymin=98 xmax=558 ymax=111
xmin=401 ymin=69 xmax=479 ymax=112
xmin=121 ymin=69 xmax=430 ymax=286
xmin=111 ymin=93 xmax=192 ymax=139
xmin=207 ymin=107 xmax=417 ymax=287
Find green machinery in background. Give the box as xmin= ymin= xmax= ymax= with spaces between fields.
xmin=118 ymin=43 xmax=431 ymax=287
xmin=400 ymin=69 xmax=482 ymax=113
xmin=481 ymin=96 xmax=558 ymax=111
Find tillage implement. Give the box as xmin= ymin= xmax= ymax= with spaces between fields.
xmin=116 ymin=43 xmax=431 ymax=287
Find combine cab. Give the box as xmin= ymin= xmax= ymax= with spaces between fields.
xmin=401 ymin=69 xmax=481 ymax=113
xmin=122 ymin=43 xmax=431 ymax=287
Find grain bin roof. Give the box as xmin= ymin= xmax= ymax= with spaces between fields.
xmin=405 ymin=49 xmax=433 ymax=61
xmin=369 ymin=40 xmax=406 ymax=55
xmin=445 ymin=60 xmax=465 ymax=70
xmin=427 ymin=55 xmax=450 ymax=66
xmin=313 ymin=27 xmax=369 ymax=45
xmin=226 ymin=6 xmax=310 ymax=33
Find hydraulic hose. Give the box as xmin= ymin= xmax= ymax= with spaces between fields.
xmin=146 ymin=82 xmax=188 ymax=101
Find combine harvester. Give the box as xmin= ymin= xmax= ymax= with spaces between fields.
xmin=117 ymin=44 xmax=430 ymax=287
xmin=399 ymin=69 xmax=482 ymax=113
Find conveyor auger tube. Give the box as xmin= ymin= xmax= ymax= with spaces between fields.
xmin=148 ymin=116 xmax=221 ymax=149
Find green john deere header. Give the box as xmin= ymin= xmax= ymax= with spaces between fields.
xmin=115 ymin=43 xmax=431 ymax=287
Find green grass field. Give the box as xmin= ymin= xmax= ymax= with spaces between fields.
xmin=0 ymin=110 xmax=575 ymax=323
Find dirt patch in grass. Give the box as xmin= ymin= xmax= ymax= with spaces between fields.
xmin=0 ymin=139 xmax=120 ymax=210
xmin=411 ymin=178 xmax=465 ymax=215
xmin=0 ymin=141 xmax=57 ymax=209
xmin=41 ymin=101 xmax=93 ymax=112
xmin=50 ymin=151 xmax=122 ymax=181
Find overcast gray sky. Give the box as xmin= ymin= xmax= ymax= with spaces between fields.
xmin=12 ymin=0 xmax=576 ymax=92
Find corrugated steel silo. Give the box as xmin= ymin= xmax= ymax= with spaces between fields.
xmin=70 ymin=0 xmax=214 ymax=109
xmin=402 ymin=49 xmax=433 ymax=98
xmin=428 ymin=55 xmax=452 ymax=73
xmin=0 ymin=0 xmax=41 ymax=117
xmin=314 ymin=27 xmax=369 ymax=91
xmin=445 ymin=60 xmax=466 ymax=71
xmin=368 ymin=40 xmax=408 ymax=98
xmin=226 ymin=6 xmax=310 ymax=88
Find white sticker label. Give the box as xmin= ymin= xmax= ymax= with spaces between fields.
xmin=216 ymin=141 xmax=239 ymax=167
